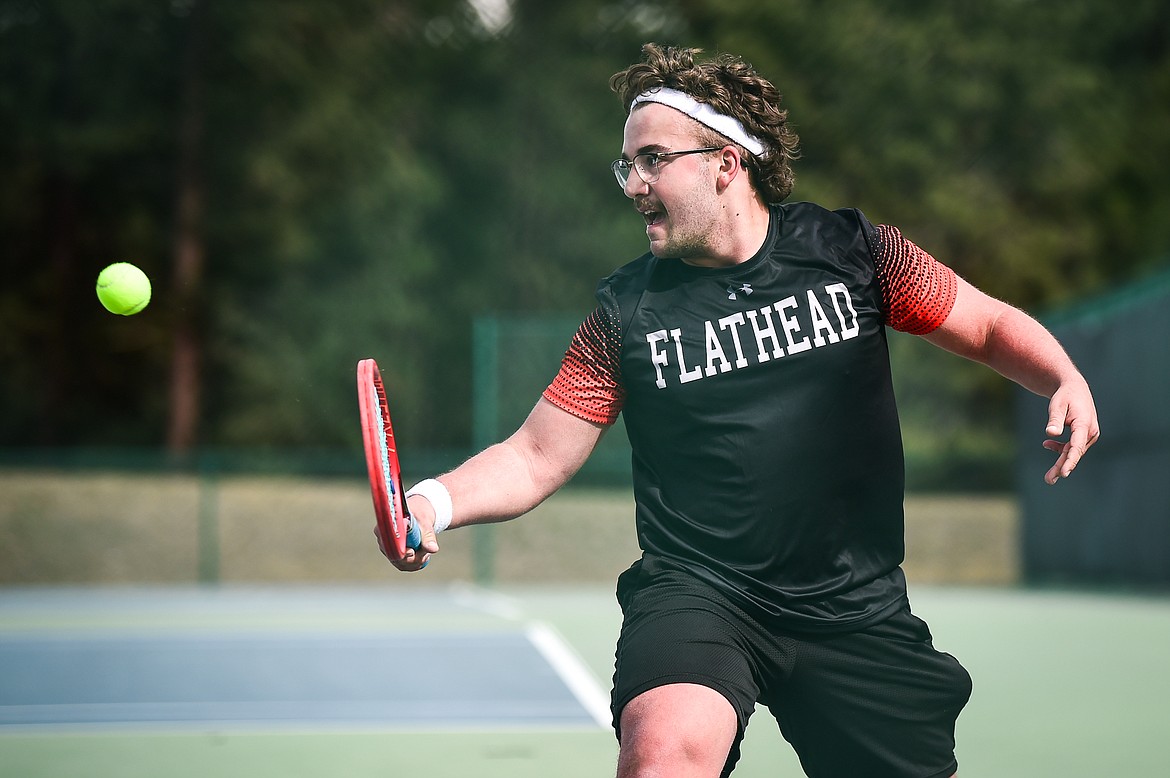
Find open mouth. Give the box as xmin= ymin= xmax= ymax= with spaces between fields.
xmin=635 ymin=196 xmax=665 ymax=230
xmin=640 ymin=208 xmax=664 ymax=227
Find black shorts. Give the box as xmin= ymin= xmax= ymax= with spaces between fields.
xmin=611 ymin=565 xmax=972 ymax=778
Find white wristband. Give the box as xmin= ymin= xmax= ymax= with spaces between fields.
xmin=405 ymin=478 xmax=453 ymax=534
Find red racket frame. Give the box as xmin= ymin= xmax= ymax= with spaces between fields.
xmin=357 ymin=358 xmax=412 ymax=560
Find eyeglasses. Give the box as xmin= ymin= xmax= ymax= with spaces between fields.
xmin=611 ymin=147 xmax=724 ymax=188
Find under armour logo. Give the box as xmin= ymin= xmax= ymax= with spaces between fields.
xmin=726 ymin=283 xmax=753 ymax=300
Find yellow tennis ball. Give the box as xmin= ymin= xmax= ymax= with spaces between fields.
xmin=96 ymin=262 xmax=152 ymax=315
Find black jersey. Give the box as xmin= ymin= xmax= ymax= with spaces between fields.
xmin=545 ymin=202 xmax=958 ymax=632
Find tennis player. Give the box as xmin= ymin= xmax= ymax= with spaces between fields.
xmin=393 ymin=44 xmax=1100 ymax=778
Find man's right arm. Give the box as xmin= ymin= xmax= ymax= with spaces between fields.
xmin=392 ymin=397 xmax=608 ymax=571
xmin=393 ymin=304 xmax=625 ymax=571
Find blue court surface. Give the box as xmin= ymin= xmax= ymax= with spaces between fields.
xmin=1 ymin=631 xmax=596 ymax=728
xmin=0 ymin=586 xmax=611 ymax=732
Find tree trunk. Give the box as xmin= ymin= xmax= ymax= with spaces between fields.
xmin=42 ymin=173 xmax=79 ymax=445
xmin=167 ymin=0 xmax=208 ymax=455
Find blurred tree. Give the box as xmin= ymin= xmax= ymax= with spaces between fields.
xmin=0 ymin=0 xmax=181 ymax=445
xmin=198 ymin=0 xmax=679 ymax=450
xmin=676 ymin=0 xmax=1170 ymax=303
xmin=168 ymin=0 xmax=208 ymax=454
xmin=192 ymin=0 xmax=469 ymax=449
xmin=1 ymin=0 xmax=1167 ymax=488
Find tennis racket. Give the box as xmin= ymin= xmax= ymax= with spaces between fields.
xmin=357 ymin=358 xmax=422 ymax=562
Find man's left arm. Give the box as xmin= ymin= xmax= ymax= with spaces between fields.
xmin=921 ymin=275 xmax=1101 ymax=485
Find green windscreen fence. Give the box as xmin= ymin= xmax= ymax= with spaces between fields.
xmin=1015 ymin=268 xmax=1170 ymax=588
xmin=472 ymin=315 xmax=632 ymax=488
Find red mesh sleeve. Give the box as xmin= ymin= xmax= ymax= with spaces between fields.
xmin=543 ymin=307 xmax=626 ymax=425
xmin=874 ymin=225 xmax=958 ymax=334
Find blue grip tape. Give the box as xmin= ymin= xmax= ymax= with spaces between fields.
xmin=406 ymin=518 xmax=426 ymax=568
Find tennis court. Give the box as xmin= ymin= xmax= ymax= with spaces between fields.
xmin=1 ymin=583 xmax=1167 ymax=777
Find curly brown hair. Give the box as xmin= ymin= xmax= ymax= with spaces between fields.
xmin=610 ymin=43 xmax=800 ymax=203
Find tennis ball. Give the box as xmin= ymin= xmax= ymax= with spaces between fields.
xmin=96 ymin=262 xmax=151 ymax=315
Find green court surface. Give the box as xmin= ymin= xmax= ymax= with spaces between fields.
xmin=1 ymin=584 xmax=1167 ymax=777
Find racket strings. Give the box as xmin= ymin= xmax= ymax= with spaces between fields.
xmin=369 ymin=381 xmax=401 ymax=539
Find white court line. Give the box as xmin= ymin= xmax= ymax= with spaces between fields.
xmin=450 ymin=584 xmax=612 ymax=730
xmin=525 ymin=622 xmax=611 ymax=730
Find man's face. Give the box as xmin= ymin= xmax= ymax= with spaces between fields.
xmin=620 ymin=104 xmax=720 ymax=261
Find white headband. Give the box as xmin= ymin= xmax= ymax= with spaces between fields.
xmin=631 ymin=87 xmax=767 ymax=158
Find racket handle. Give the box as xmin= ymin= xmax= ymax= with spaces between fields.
xmin=406 ymin=517 xmax=422 ymax=551
xmin=405 ymin=517 xmax=427 ymax=569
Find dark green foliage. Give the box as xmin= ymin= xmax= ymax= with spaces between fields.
xmin=2 ymin=0 xmax=1166 ymax=487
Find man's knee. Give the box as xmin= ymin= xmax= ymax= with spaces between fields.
xmin=616 ymin=684 xmax=738 ymax=778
